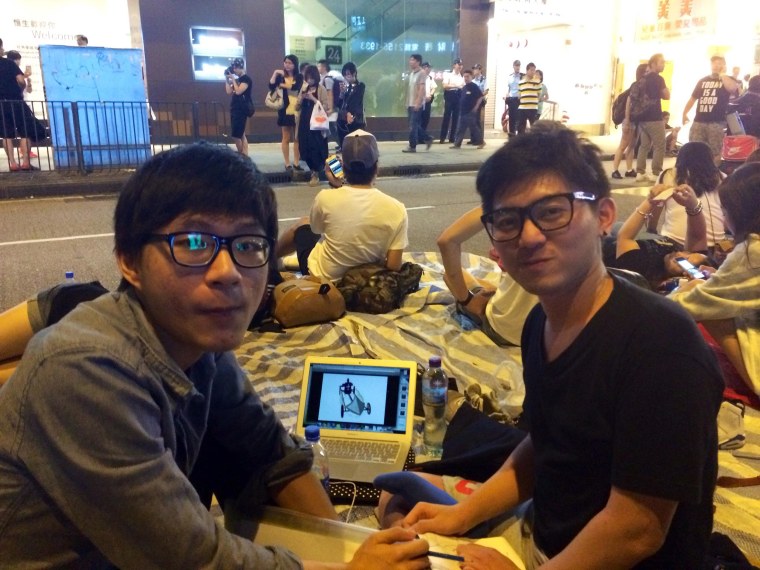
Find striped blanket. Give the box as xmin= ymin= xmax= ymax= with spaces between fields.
xmin=236 ymin=252 xmax=760 ymax=562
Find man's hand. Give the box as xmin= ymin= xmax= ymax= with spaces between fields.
xmin=682 ymin=113 xmax=690 ymax=126
xmin=467 ymin=289 xmax=495 ymax=316
xmin=403 ymin=502 xmax=470 ymax=536
xmin=348 ymin=528 xmax=430 ymax=570
xmin=457 ymin=544 xmax=521 ymax=570
xmin=347 ymin=112 xmax=355 ymax=124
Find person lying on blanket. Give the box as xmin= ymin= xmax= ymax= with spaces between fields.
xmin=0 ymin=143 xmax=431 ymax=569
xmin=376 ymin=123 xmax=723 ymax=569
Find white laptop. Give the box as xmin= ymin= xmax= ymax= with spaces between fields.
xmin=295 ymin=356 xmax=417 ymax=483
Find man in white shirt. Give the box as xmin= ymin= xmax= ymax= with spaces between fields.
xmin=318 ymin=59 xmax=344 ymax=149
xmin=277 ymin=130 xmax=409 ymax=281
xmin=421 ymin=62 xmax=437 ymax=132
xmin=439 ymin=58 xmax=465 ymax=144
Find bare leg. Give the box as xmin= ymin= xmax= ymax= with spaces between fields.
xmin=233 ymin=136 xmax=248 ymax=157
xmin=19 ymin=138 xmax=30 ymax=167
xmin=281 ymin=126 xmax=292 ymax=167
xmin=275 ymin=216 xmax=310 ymax=258
xmin=612 ymin=124 xmax=634 ymax=173
xmin=294 ymin=135 xmax=300 ymax=166
xmin=3 ymin=139 xmax=20 ymax=168
xmin=701 ymin=318 xmax=753 ymax=391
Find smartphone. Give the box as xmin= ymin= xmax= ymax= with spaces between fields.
xmin=25 ymin=65 xmax=32 ymax=75
xmin=326 ymin=155 xmax=343 ymax=179
xmin=675 ymin=257 xmax=706 ymax=280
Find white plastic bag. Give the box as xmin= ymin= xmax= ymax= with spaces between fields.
xmin=310 ymin=102 xmax=330 ymax=131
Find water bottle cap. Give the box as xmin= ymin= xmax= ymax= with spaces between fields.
xmin=65 ymin=271 xmax=74 ymax=280
xmin=305 ymin=425 xmax=320 ymax=441
xmin=428 ymin=355 xmax=442 ymax=367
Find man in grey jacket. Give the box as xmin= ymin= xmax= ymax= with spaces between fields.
xmin=0 ymin=143 xmax=428 ymax=569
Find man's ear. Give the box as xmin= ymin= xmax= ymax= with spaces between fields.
xmin=116 ymin=251 xmax=142 ymax=290
xmin=597 ymin=197 xmax=617 ymax=237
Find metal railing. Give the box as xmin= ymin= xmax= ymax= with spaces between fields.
xmin=1 ymin=99 xmax=234 ymax=174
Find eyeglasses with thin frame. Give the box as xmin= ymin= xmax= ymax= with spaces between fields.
xmin=481 ymin=191 xmax=598 ymax=243
xmin=149 ymin=232 xmax=273 ymax=268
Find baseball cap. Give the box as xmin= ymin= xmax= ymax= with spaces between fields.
xmin=232 ymin=57 xmax=245 ymax=69
xmin=422 ymin=61 xmax=431 ymax=68
xmin=342 ymin=129 xmax=379 ymax=169
xmin=453 ymin=58 xmax=463 ymax=65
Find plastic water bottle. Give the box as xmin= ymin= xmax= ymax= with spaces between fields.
xmin=421 ymin=356 xmax=448 ymax=455
xmin=65 ymin=271 xmax=75 ymax=284
xmin=305 ymin=425 xmax=330 ymax=491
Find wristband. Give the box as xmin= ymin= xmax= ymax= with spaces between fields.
xmin=685 ymin=201 xmax=703 ymax=216
xmin=636 ymin=208 xmax=652 ymax=220
xmin=459 ymin=290 xmax=474 ymax=306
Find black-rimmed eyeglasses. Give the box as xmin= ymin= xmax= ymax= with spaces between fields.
xmin=481 ymin=191 xmax=597 ymax=243
xmin=149 ymin=232 xmax=273 ymax=268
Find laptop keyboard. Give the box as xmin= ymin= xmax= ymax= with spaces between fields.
xmin=322 ymin=439 xmax=400 ymax=464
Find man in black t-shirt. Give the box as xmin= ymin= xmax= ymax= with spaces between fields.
xmin=405 ymin=123 xmax=722 ymax=568
xmin=0 ymin=37 xmax=34 ymax=171
xmin=682 ymin=55 xmax=739 ymax=166
xmin=450 ymin=70 xmax=485 ymax=149
xmin=635 ymin=53 xmax=670 ymax=183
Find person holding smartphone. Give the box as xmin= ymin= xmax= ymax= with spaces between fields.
xmin=224 ymin=58 xmax=252 ymax=157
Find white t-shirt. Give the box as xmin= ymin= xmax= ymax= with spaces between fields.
xmin=308 ymin=185 xmax=409 ymax=281
xmin=658 ymin=169 xmax=726 ymax=247
xmin=485 ymin=274 xmax=539 ymax=346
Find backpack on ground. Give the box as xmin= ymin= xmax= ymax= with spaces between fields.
xmin=628 ymin=77 xmax=656 ymax=123
xmin=337 ymin=262 xmax=423 ymax=314
xmin=611 ymin=88 xmax=629 ymax=127
xmin=272 ymin=276 xmax=346 ymax=328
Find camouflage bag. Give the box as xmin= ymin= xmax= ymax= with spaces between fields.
xmin=337 ymin=262 xmax=423 ymax=314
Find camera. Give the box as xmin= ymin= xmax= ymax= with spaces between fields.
xmin=224 ymin=66 xmax=234 ymax=77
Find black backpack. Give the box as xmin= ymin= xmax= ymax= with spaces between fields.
xmin=628 ymin=76 xmax=657 ymax=122
xmin=611 ymin=88 xmax=629 ymax=127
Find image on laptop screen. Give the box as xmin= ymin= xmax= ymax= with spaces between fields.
xmin=301 ymin=362 xmax=411 ymax=435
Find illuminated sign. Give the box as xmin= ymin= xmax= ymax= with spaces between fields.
xmin=189 ymin=26 xmax=244 ymax=82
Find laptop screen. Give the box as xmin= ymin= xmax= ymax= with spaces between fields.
xmin=301 ymin=361 xmax=412 ymax=435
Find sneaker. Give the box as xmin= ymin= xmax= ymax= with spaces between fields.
xmin=449 ymin=145 xmax=461 ymax=149
xmin=293 ymin=164 xmax=304 ymax=171
xmin=401 ymin=146 xmax=416 ymax=153
xmin=624 ymin=169 xmax=637 ymax=178
xmin=718 ymin=400 xmax=746 ymax=450
xmin=309 ymin=173 xmax=319 ymax=187
xmin=611 ymin=170 xmax=623 ymax=179
xmin=635 ymin=173 xmax=653 ymax=183
xmin=476 ymin=142 xmax=486 ymax=149
xmin=426 ymin=139 xmax=433 ymax=150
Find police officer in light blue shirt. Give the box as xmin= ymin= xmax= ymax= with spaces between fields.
xmin=504 ymin=59 xmax=523 ymax=137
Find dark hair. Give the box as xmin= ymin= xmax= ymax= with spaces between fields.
xmin=745 ymin=148 xmax=760 ymax=164
xmin=284 ymin=54 xmax=299 ymax=77
xmin=535 ymin=69 xmax=544 ymax=81
xmin=317 ymin=59 xmax=330 ymax=71
xmin=114 ymin=143 xmax=278 ymax=261
xmin=635 ymin=63 xmax=649 ymax=81
xmin=649 ymin=53 xmax=664 ymax=67
xmin=674 ymin=141 xmax=721 ymax=197
xmin=463 ymin=69 xmax=473 ymax=76
xmin=748 ymin=75 xmax=760 ymax=94
xmin=476 ymin=122 xmax=610 ymax=212
xmin=303 ymin=64 xmax=320 ymax=85
xmin=718 ymin=162 xmax=760 ymax=243
xmin=344 ymin=162 xmax=378 ymax=186
xmin=6 ymin=50 xmax=20 ymax=62
xmin=526 ymin=62 xmax=536 ymax=71
xmin=410 ymin=54 xmax=422 ymax=64
xmin=342 ymin=62 xmax=357 ymax=76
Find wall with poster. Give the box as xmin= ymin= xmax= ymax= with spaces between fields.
xmin=0 ymin=0 xmax=133 ymax=103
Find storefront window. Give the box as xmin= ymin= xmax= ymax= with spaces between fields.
xmin=283 ymin=0 xmax=458 ymax=117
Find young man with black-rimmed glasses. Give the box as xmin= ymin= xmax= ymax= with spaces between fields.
xmin=0 ymin=143 xmax=429 ymax=569
xmin=404 ymin=123 xmax=722 ymax=569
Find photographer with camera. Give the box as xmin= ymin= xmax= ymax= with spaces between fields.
xmin=225 ymin=58 xmax=253 ymax=157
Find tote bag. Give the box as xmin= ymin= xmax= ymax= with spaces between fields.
xmin=310 ymin=101 xmax=330 ymax=131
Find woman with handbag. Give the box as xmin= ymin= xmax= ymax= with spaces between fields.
xmin=296 ymin=65 xmax=332 ymax=186
xmin=269 ymin=54 xmax=303 ymax=172
xmin=336 ymin=62 xmax=366 ymax=149
xmin=224 ymin=58 xmax=252 ymax=157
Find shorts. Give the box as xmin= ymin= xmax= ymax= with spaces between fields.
xmin=277 ymin=113 xmax=296 ymax=128
xmin=230 ymin=110 xmax=248 ymax=139
xmin=0 ymin=100 xmax=44 ymax=140
xmin=689 ymin=121 xmax=725 ymax=160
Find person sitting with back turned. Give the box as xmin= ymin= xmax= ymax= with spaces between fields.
xmin=0 ymin=143 xmax=429 ymax=569
xmin=277 ymin=129 xmax=409 ymax=281
xmin=398 ymin=123 xmax=722 ymax=568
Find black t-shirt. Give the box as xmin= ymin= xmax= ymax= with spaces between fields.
xmin=639 ymin=72 xmax=666 ymax=122
xmin=521 ymin=275 xmax=722 ymax=567
xmin=608 ymin=238 xmax=680 ymax=285
xmin=0 ymin=57 xmax=24 ymax=100
xmin=231 ymin=74 xmax=252 ymax=113
xmin=691 ymin=75 xmax=731 ymax=123
xmin=459 ymin=82 xmax=483 ymax=114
